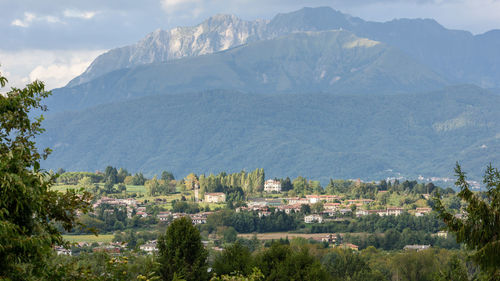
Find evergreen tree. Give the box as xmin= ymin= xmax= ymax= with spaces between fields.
xmin=434 ymin=163 xmax=500 ymax=279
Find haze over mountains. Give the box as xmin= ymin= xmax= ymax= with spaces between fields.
xmin=39 ymin=7 xmax=500 ymax=181
xmin=68 ymin=7 xmax=500 ymax=89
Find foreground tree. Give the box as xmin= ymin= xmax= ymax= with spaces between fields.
xmin=434 ymin=163 xmax=500 ymax=279
xmin=213 ymin=242 xmax=253 ymax=276
xmin=0 ymin=72 xmax=91 ymax=279
xmin=157 ymin=216 xmax=209 ymax=281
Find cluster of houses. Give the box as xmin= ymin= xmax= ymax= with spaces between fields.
xmin=235 ymin=190 xmax=432 ymax=224
xmin=92 ymin=197 xmax=140 ymax=218
xmin=92 ymin=181 xmax=434 ymax=227
xmin=157 ymin=211 xmax=213 ymax=225
xmin=55 ymin=241 xmax=127 ymax=256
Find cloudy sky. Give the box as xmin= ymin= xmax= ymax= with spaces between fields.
xmin=1 ymin=0 xmax=500 ymax=90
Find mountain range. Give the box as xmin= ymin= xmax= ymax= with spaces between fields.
xmin=68 ymin=7 xmax=500 ymax=90
xmin=38 ymin=7 xmax=500 ymax=181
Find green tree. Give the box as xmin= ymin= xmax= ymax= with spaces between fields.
xmin=146 ymin=176 xmax=161 ymax=196
xmin=161 ymin=170 xmax=175 ymax=181
xmin=300 ymin=204 xmax=311 ymax=214
xmin=254 ymin=242 xmax=329 ymax=281
xmin=222 ymin=226 xmax=238 ymax=243
xmin=322 ymin=248 xmax=373 ymax=281
xmin=213 ymin=242 xmax=253 ymax=276
xmin=391 ymin=249 xmax=440 ymax=281
xmin=78 ymin=176 xmax=94 ymax=190
xmin=211 ymin=268 xmax=264 ymax=281
xmin=434 ymin=164 xmax=500 ymax=278
xmin=104 ymin=166 xmax=118 ymax=184
xmin=0 ymin=73 xmax=90 ymax=279
xmin=117 ymin=167 xmax=129 ymax=183
xmin=311 ymin=202 xmax=324 ymax=214
xmin=434 ymin=254 xmax=468 ymax=281
xmin=157 ymin=216 xmax=209 ymax=281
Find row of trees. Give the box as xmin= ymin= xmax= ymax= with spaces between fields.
xmin=197 ymin=168 xmax=265 ymax=195
xmin=202 ymin=209 xmax=297 ymax=234
xmin=310 ymin=212 xmax=445 ymax=234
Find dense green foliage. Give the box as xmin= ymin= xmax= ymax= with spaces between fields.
xmin=157 ymin=217 xmax=209 ymax=281
xmin=434 ymin=164 xmax=500 ymax=279
xmin=0 ymin=73 xmax=90 ymax=279
xmin=213 ymin=242 xmax=254 ymax=276
xmin=203 ymin=209 xmax=297 ymax=234
xmin=254 ymin=242 xmax=330 ymax=281
xmin=310 ymin=212 xmax=444 ymax=234
xmin=199 ymin=169 xmax=265 ymax=196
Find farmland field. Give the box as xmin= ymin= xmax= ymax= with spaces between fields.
xmin=63 ymin=234 xmax=114 ymax=243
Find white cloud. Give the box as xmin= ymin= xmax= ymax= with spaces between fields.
xmin=11 ymin=12 xmax=36 ymax=27
xmin=0 ymin=49 xmax=105 ymax=90
xmin=11 ymin=12 xmax=62 ymax=28
xmin=63 ymin=9 xmax=98 ymax=20
xmin=161 ymin=0 xmax=204 ymax=14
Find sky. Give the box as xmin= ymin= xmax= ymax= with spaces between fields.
xmin=1 ymin=0 xmax=500 ymax=90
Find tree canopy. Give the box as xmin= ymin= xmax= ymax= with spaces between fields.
xmin=157 ymin=216 xmax=209 ymax=281
xmin=0 ymin=72 xmax=90 ymax=279
xmin=434 ymin=163 xmax=500 ymax=279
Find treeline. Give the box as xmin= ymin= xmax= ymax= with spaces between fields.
xmin=55 ymin=166 xmax=457 ymax=202
xmin=197 ymin=168 xmax=265 ymax=195
xmin=344 ymin=229 xmax=460 ymax=251
xmin=324 ymin=179 xmax=455 ymax=199
xmin=202 ymin=209 xmax=297 ymax=233
xmin=310 ymin=212 xmax=445 ymax=234
xmin=50 ymin=217 xmax=477 ymax=281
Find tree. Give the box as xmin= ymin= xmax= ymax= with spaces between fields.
xmin=391 ymin=249 xmax=440 ymax=281
xmin=222 ymin=226 xmax=238 ymax=243
xmin=311 ymin=202 xmax=324 ymax=214
xmin=146 ymin=176 xmax=161 ymax=196
xmin=211 ymin=268 xmax=264 ymax=281
xmin=161 ymin=170 xmax=175 ymax=181
xmin=185 ymin=173 xmax=199 ymax=191
xmin=300 ymin=204 xmax=311 ymax=214
xmin=132 ymin=172 xmax=146 ymax=185
xmin=104 ymin=165 xmax=118 ymax=184
xmin=254 ymin=243 xmax=329 ymax=281
xmin=213 ymin=242 xmax=253 ymax=276
xmin=434 ymin=254 xmax=468 ymax=281
xmin=281 ymin=177 xmax=293 ymax=192
xmin=434 ymin=163 xmax=500 ymax=279
xmin=0 ymin=72 xmax=90 ymax=279
xmin=78 ymin=176 xmax=94 ymax=190
xmin=157 ymin=216 xmax=209 ymax=281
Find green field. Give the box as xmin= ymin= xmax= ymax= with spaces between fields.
xmin=63 ymin=234 xmax=114 ymax=243
xmin=125 ymin=185 xmax=146 ymax=194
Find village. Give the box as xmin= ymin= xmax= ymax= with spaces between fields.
xmin=56 ymin=178 xmax=451 ymax=257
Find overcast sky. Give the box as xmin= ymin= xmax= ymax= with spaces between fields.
xmin=1 ymin=0 xmax=500 ymax=90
